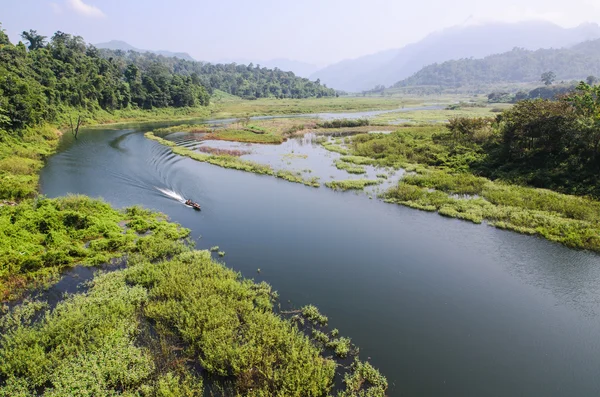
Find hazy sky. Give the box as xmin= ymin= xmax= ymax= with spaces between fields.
xmin=3 ymin=0 xmax=600 ymax=65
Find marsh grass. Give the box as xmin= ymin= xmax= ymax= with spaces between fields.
xmin=334 ymin=160 xmax=367 ymax=174
xmin=0 ymin=196 xmax=189 ymax=300
xmin=204 ymin=129 xmax=284 ymax=144
xmin=384 ymin=169 xmax=600 ymax=251
xmin=320 ymin=140 xmax=350 ymax=155
xmin=0 ymin=125 xmax=61 ymax=201
xmin=326 ymin=179 xmax=382 ymax=191
xmin=146 ymin=132 xmax=320 ymax=187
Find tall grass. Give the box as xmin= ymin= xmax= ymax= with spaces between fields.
xmin=326 ymin=179 xmax=382 ymax=191
xmin=384 ymin=169 xmax=600 ymax=251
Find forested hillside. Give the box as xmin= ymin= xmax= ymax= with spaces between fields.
xmin=312 ymin=21 xmax=600 ymax=92
xmin=393 ymin=39 xmax=600 ymax=88
xmin=0 ymin=24 xmax=336 ymax=136
xmin=99 ymin=48 xmax=336 ymax=99
xmin=0 ymin=26 xmax=210 ymax=133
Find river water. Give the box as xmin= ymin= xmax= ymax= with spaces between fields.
xmin=39 ymin=117 xmax=600 ymax=396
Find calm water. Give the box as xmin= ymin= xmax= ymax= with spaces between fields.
xmin=40 ymin=120 xmax=600 ymax=396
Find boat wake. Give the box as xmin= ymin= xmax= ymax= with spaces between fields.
xmin=155 ymin=187 xmax=186 ymax=204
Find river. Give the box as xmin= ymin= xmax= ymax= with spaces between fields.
xmin=39 ymin=117 xmax=600 ymax=396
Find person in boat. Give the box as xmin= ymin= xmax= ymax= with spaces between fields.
xmin=185 ymin=199 xmax=192 ymax=206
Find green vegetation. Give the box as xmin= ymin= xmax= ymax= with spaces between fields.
xmin=0 ymin=207 xmax=387 ymax=395
xmin=339 ymin=155 xmax=378 ymax=165
xmin=318 ymin=119 xmax=370 ymax=128
xmin=339 ymin=359 xmax=389 ymax=397
xmin=320 ymin=140 xmax=351 ymax=155
xmin=302 ymin=305 xmax=329 ymax=326
xmin=0 ymin=23 xmax=395 ymax=397
xmin=211 ymin=96 xmax=412 ymax=119
xmin=0 ymin=250 xmax=335 ymax=395
xmin=335 ymin=159 xmax=366 ymax=174
xmin=0 ymin=125 xmax=60 ymax=200
xmin=0 ymin=26 xmax=209 ymax=137
xmin=204 ymin=128 xmax=284 ymax=144
xmin=326 ymin=179 xmax=382 ymax=191
xmin=343 ymin=84 xmax=600 ymax=250
xmin=0 ymin=196 xmax=189 ymax=300
xmin=99 ymin=48 xmax=336 ymax=100
xmin=384 ymin=170 xmax=600 ymax=250
xmin=145 ymin=132 xmax=320 ymax=187
xmin=393 ymin=40 xmax=600 ymax=88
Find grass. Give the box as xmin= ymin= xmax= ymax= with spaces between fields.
xmin=383 ymin=168 xmax=600 ymax=251
xmin=335 ymin=160 xmax=367 ymax=174
xmin=0 ymin=126 xmax=61 ymax=201
xmin=372 ymin=103 xmax=512 ymax=124
xmin=0 ymin=196 xmax=189 ymax=300
xmin=320 ymin=140 xmax=351 ymax=155
xmin=145 ymin=132 xmax=320 ymax=187
xmin=0 ymin=238 xmax=387 ymax=396
xmin=204 ymin=129 xmax=284 ymax=144
xmin=210 ymin=96 xmax=415 ymax=119
xmin=340 ymin=124 xmax=600 ymax=251
xmin=326 ymin=179 xmax=382 ymax=191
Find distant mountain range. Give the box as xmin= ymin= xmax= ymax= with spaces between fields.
xmin=94 ymin=40 xmax=196 ymax=61
xmin=310 ymin=21 xmax=600 ymax=92
xmin=393 ymin=39 xmax=600 ymax=88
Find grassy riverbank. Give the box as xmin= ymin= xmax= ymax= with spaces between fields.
xmin=338 ymin=123 xmax=600 ymax=251
xmin=0 ymin=196 xmax=189 ymax=301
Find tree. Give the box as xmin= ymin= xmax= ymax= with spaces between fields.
xmin=21 ymin=30 xmax=47 ymax=51
xmin=0 ymin=23 xmax=10 ymax=46
xmin=541 ymin=71 xmax=556 ymax=86
xmin=586 ymin=75 xmax=598 ymax=85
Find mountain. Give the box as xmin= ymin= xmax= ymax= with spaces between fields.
xmin=310 ymin=21 xmax=600 ymax=92
xmin=94 ymin=40 xmax=196 ymax=61
xmin=214 ymin=57 xmax=319 ymax=78
xmin=393 ymin=39 xmax=600 ymax=88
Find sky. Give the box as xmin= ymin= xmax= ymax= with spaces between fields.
xmin=3 ymin=0 xmax=600 ymax=66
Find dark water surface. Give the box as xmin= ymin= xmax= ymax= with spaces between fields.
xmin=40 ymin=121 xmax=600 ymax=396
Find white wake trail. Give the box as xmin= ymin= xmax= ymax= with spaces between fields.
xmin=155 ymin=187 xmax=186 ymax=203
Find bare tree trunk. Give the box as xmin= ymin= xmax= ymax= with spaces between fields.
xmin=70 ymin=115 xmax=82 ymax=139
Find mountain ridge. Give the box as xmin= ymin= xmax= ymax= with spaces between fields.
xmin=310 ymin=20 xmax=600 ymax=92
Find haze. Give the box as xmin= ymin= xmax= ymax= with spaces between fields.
xmin=4 ymin=0 xmax=600 ymax=66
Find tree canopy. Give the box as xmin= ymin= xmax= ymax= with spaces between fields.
xmin=0 ymin=24 xmax=336 ymax=134
xmin=98 ymin=48 xmax=336 ymax=100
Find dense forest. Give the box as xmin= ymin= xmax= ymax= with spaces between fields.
xmin=98 ymin=48 xmax=336 ymax=100
xmin=0 ymin=24 xmax=336 ymax=135
xmin=0 ymin=26 xmax=211 ymax=133
xmin=393 ymin=39 xmax=600 ymax=88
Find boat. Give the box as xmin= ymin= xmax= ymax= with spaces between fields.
xmin=185 ymin=199 xmax=201 ymax=211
